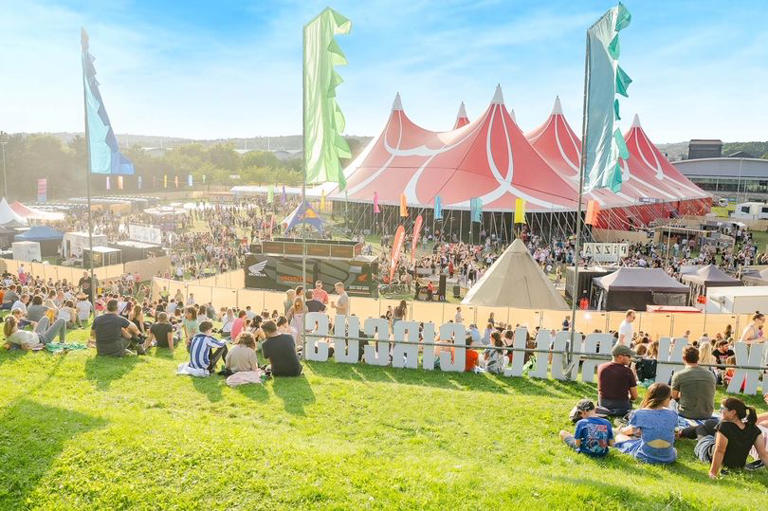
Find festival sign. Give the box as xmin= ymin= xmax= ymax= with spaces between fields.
xmin=128 ymin=224 xmax=163 ymax=245
xmin=582 ymin=242 xmax=629 ymax=263
xmin=303 ymin=313 xmax=768 ymax=396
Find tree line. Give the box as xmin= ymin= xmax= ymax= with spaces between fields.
xmin=0 ymin=134 xmax=365 ymax=201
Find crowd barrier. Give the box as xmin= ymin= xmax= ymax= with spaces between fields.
xmin=151 ymin=273 xmax=753 ymax=342
xmin=299 ymin=314 xmax=768 ymax=396
xmin=2 ymin=257 xmax=171 ymax=286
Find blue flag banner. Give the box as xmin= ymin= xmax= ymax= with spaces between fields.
xmin=583 ymin=3 xmax=631 ymax=193
xmin=188 ymin=174 xmax=193 ymax=187
xmin=434 ymin=196 xmax=443 ymax=220
xmin=137 ymin=175 xmax=142 ymax=190
xmin=470 ymin=198 xmax=482 ymax=223
xmin=81 ymin=28 xmax=134 ymax=176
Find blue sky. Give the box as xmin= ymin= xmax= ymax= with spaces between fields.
xmin=2 ymin=0 xmax=767 ymax=142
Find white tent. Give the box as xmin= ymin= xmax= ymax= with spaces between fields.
xmin=0 ymin=198 xmax=27 ymax=227
xmin=706 ymin=286 xmax=768 ymax=313
xmin=462 ymin=239 xmax=568 ymax=309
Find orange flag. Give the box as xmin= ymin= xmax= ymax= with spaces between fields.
xmin=399 ymin=194 xmax=408 ymax=217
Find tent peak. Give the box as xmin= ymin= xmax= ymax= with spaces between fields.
xmin=392 ymin=92 xmax=403 ymax=111
xmin=491 ymin=84 xmax=504 ymax=105
xmin=510 ymin=108 xmax=516 ymax=123
xmin=552 ymin=96 xmax=563 ymax=115
xmin=456 ymin=101 xmax=467 ymax=119
xmin=631 ymin=113 xmax=641 ymax=128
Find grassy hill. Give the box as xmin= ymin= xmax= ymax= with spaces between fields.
xmin=1 ymin=332 xmax=766 ymax=510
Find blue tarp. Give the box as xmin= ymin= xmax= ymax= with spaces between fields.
xmin=14 ymin=226 xmax=64 ymax=242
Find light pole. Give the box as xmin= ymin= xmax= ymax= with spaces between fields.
xmin=0 ymin=131 xmax=8 ymax=198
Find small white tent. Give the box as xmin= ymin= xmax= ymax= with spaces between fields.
xmin=462 ymin=239 xmax=568 ymax=309
xmin=0 ymin=198 xmax=27 ymax=227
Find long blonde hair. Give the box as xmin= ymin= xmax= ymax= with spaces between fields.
xmin=699 ymin=342 xmax=715 ymax=366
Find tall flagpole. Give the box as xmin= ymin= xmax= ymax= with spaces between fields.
xmin=301 ymin=21 xmax=308 ymax=295
xmin=568 ymin=31 xmax=591 ymax=370
xmin=81 ymin=29 xmax=96 ymax=303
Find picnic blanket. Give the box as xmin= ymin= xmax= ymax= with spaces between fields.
xmin=44 ymin=343 xmax=88 ymax=353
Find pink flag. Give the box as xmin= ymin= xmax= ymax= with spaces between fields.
xmin=389 ymin=225 xmax=405 ymax=282
xmin=410 ymin=214 xmax=423 ymax=263
xmin=373 ymin=192 xmax=380 ymax=213
xmin=105 ymin=176 xmax=111 ymax=191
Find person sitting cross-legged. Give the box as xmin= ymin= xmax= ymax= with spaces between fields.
xmin=91 ymin=299 xmax=143 ymax=357
xmin=188 ymin=320 xmax=228 ymax=373
xmin=261 ymin=320 xmax=302 ymax=377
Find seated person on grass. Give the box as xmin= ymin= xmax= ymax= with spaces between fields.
xmin=147 ymin=312 xmax=175 ymax=350
xmin=188 ymin=320 xmax=228 ymax=373
xmin=560 ymin=399 xmax=614 ymax=457
xmin=684 ymin=397 xmax=768 ymax=478
xmin=597 ymin=344 xmax=638 ymax=417
xmin=260 ymin=320 xmax=302 ymax=377
xmin=4 ymin=314 xmax=67 ymax=350
xmin=225 ymin=332 xmax=260 ymax=373
xmin=464 ymin=335 xmax=479 ymax=372
xmin=91 ymin=299 xmax=143 ymax=357
xmin=614 ymin=383 xmax=678 ymax=465
xmin=671 ymin=346 xmax=716 ymax=420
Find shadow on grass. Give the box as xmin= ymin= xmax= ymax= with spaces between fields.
xmin=272 ymin=375 xmax=316 ymax=415
xmin=192 ymin=375 xmax=223 ymax=402
xmin=0 ymin=348 xmax=29 ymax=369
xmin=0 ymin=399 xmax=107 ymax=509
xmin=305 ymin=360 xmax=594 ymax=398
xmin=235 ymin=382 xmax=269 ymax=402
xmin=84 ymin=354 xmax=142 ymax=391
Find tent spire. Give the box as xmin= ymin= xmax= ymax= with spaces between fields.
xmin=392 ymin=92 xmax=403 ymax=111
xmin=552 ymin=95 xmax=563 ymax=115
xmin=491 ymin=84 xmax=504 ymax=105
xmin=631 ymin=113 xmax=641 ymax=127
xmin=457 ymin=101 xmax=467 ymax=120
xmin=510 ymin=108 xmax=517 ymax=123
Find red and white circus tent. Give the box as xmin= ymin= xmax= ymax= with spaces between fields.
xmin=331 ymin=85 xmax=710 ymax=229
xmin=526 ymin=98 xmax=710 ymax=228
xmin=335 ymin=86 xmax=579 ymax=213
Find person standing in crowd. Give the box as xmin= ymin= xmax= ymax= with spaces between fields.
xmin=330 ymin=282 xmax=349 ymax=316
xmin=614 ymin=383 xmax=678 ymax=464
xmin=740 ymin=312 xmax=764 ymax=344
xmin=305 ymin=290 xmax=326 ymax=313
xmin=261 ymin=320 xmax=302 ymax=377
xmin=182 ymin=306 xmax=199 ymax=347
xmin=91 ymin=299 xmax=142 ymax=356
xmin=617 ymin=309 xmax=636 ymax=346
xmin=393 ymin=300 xmax=407 ymax=327
xmin=671 ymin=346 xmax=716 ymax=420
xmin=597 ymin=344 xmax=638 ymax=417
xmin=78 ymin=271 xmax=93 ymax=301
xmin=286 ymin=297 xmax=307 ymax=343
xmin=312 ymin=280 xmax=329 ymax=305
xmin=188 ymin=321 xmax=228 ymax=373
xmin=454 ymin=307 xmax=464 ymax=324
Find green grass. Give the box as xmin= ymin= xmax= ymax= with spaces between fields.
xmin=3 ymin=330 xmax=767 ymax=510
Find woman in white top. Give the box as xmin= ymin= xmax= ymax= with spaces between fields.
xmin=220 ymin=308 xmax=235 ymax=339
xmin=4 ymin=315 xmax=67 ymax=349
xmin=740 ymin=312 xmax=765 ymax=344
xmin=76 ymin=295 xmax=93 ymax=326
xmin=57 ymin=300 xmax=77 ymax=329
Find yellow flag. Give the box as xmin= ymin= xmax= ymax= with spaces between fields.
xmin=163 ymin=174 xmax=168 ymax=188
xmin=400 ymin=194 xmax=408 ymax=217
xmin=514 ymin=198 xmax=526 ymax=224
xmin=320 ymin=190 xmax=326 ymax=211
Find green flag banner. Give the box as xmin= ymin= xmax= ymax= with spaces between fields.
xmin=583 ymin=2 xmax=631 ymax=193
xmin=303 ymin=8 xmax=352 ymax=190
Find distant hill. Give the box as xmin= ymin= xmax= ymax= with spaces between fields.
xmin=34 ymin=133 xmax=372 ymax=153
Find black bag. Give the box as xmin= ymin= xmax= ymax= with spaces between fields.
xmin=635 ymin=358 xmax=657 ymax=381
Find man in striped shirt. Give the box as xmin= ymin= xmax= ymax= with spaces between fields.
xmin=188 ymin=321 xmax=228 ymax=372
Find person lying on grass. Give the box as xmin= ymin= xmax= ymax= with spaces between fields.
xmin=188 ymin=321 xmax=228 ymax=373
xmin=3 ymin=314 xmax=67 ymax=350
xmin=560 ymin=399 xmax=614 ymax=457
xmin=614 ymin=382 xmax=678 ymax=464
xmin=682 ymin=397 xmax=768 ymax=478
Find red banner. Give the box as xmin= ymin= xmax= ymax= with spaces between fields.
xmin=389 ymin=225 xmax=405 ymax=282
xmin=410 ymin=214 xmax=423 ymax=263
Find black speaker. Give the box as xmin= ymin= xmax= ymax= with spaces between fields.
xmin=438 ymin=274 xmax=447 ymax=297
xmin=452 ymin=285 xmax=461 ymax=299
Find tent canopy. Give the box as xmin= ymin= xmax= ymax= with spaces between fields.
xmin=281 ymin=200 xmax=324 ymax=233
xmin=681 ymin=264 xmax=740 ymax=286
xmin=594 ymin=267 xmax=688 ymax=293
xmin=14 ymin=225 xmax=64 ymax=241
xmin=462 ymin=238 xmax=568 ymax=309
xmin=0 ymin=198 xmax=27 ymax=227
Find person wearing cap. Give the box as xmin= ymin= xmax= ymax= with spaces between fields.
xmin=597 ymin=344 xmax=638 ymax=417
xmin=560 ymin=399 xmax=614 ymax=457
